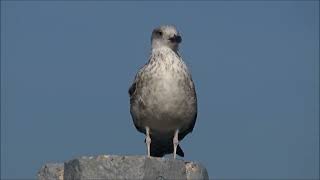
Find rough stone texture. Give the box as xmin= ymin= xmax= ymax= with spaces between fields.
xmin=39 ymin=155 xmax=209 ymax=180
xmin=186 ymin=161 xmax=209 ymax=180
xmin=38 ymin=163 xmax=64 ymax=180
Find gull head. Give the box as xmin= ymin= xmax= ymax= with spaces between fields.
xmin=151 ymin=25 xmax=182 ymax=52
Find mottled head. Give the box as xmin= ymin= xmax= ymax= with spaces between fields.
xmin=151 ymin=25 xmax=182 ymax=52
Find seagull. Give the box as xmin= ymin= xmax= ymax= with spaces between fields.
xmin=129 ymin=25 xmax=197 ymax=159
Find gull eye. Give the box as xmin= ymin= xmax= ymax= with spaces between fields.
xmin=157 ymin=30 xmax=163 ymax=36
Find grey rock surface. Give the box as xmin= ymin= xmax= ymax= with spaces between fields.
xmin=185 ymin=161 xmax=209 ymax=180
xmin=38 ymin=163 xmax=64 ymax=180
xmin=39 ymin=155 xmax=209 ymax=180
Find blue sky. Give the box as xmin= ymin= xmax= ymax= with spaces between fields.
xmin=1 ymin=1 xmax=319 ymax=179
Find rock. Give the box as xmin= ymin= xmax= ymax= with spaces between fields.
xmin=185 ymin=161 xmax=209 ymax=180
xmin=38 ymin=163 xmax=64 ymax=180
xmin=38 ymin=155 xmax=209 ymax=180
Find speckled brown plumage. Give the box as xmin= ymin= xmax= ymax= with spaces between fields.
xmin=129 ymin=25 xmax=197 ymax=158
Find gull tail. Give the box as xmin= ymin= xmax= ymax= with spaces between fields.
xmin=149 ymin=140 xmax=185 ymax=157
xmin=176 ymin=145 xmax=185 ymax=157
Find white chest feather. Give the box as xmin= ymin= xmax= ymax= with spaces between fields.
xmin=138 ymin=48 xmax=192 ymax=117
xmin=131 ymin=47 xmax=197 ymax=133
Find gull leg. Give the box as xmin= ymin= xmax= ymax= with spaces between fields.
xmin=173 ymin=129 xmax=179 ymax=159
xmin=145 ymin=127 xmax=151 ymax=157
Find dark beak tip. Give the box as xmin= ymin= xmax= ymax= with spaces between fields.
xmin=170 ymin=35 xmax=182 ymax=43
xmin=177 ymin=36 xmax=182 ymax=43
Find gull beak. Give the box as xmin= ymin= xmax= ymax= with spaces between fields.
xmin=169 ymin=35 xmax=182 ymax=43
